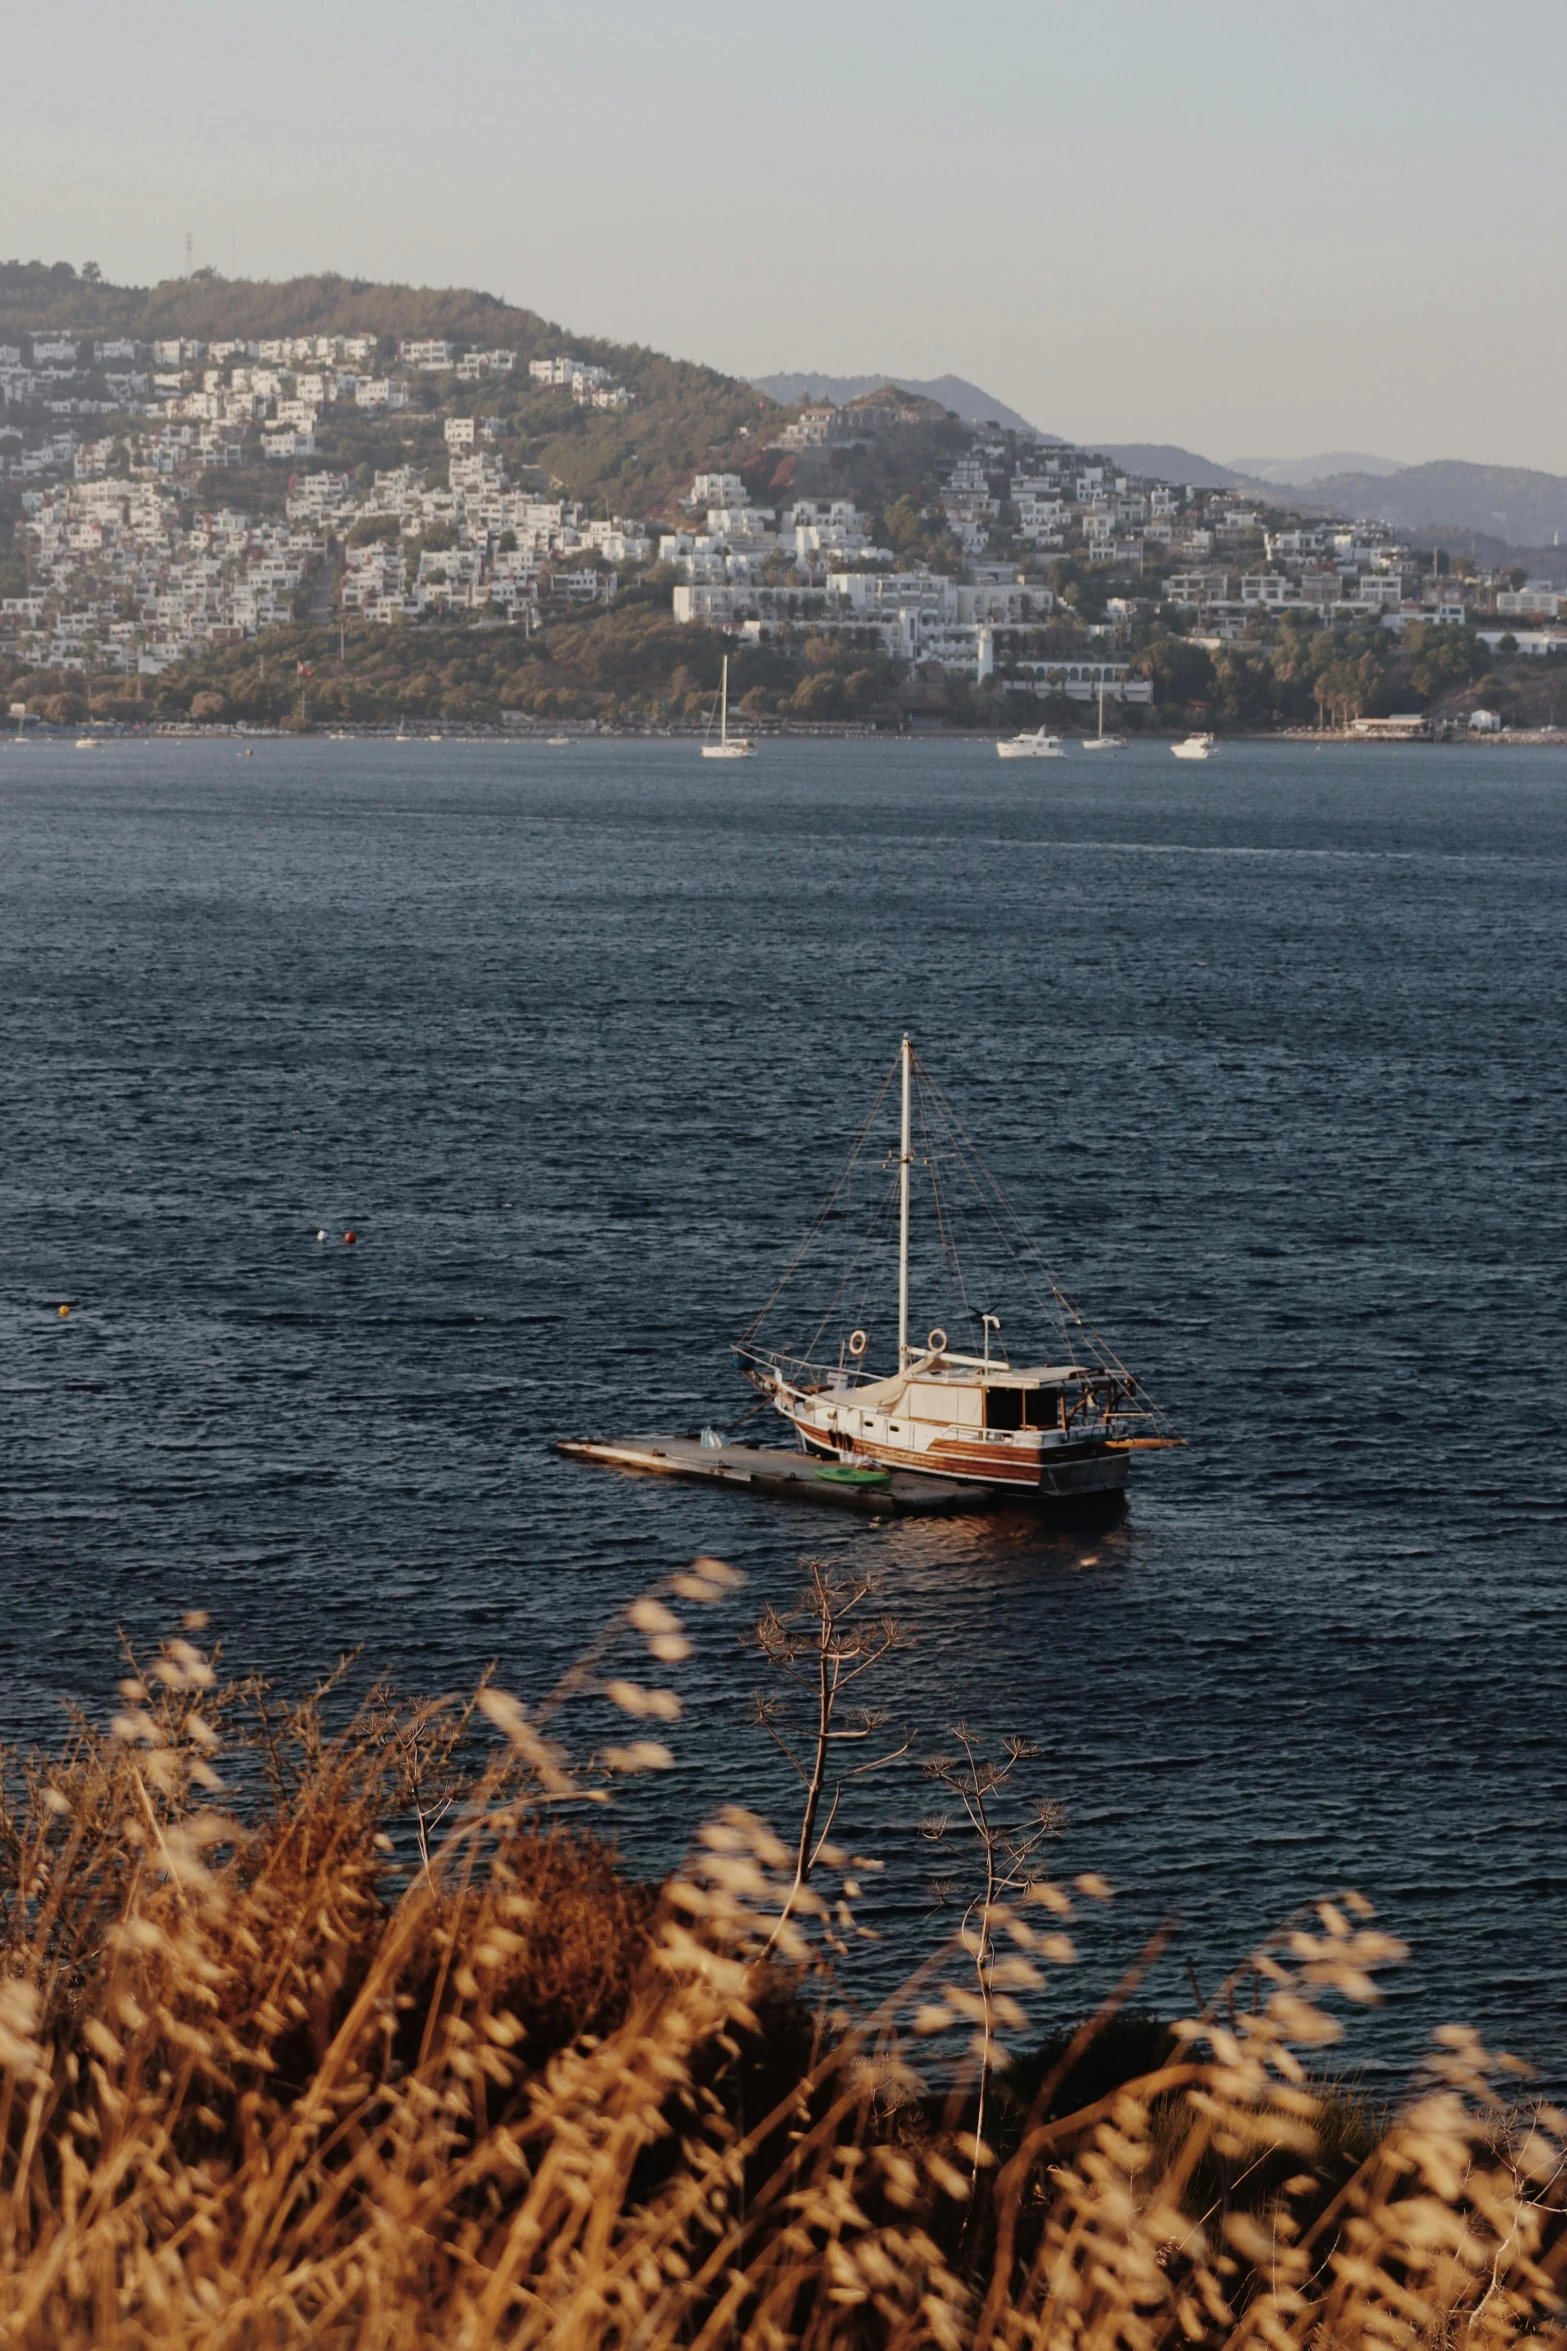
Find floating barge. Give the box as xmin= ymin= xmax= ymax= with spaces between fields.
xmin=554 ymin=1434 xmax=995 ymax=1516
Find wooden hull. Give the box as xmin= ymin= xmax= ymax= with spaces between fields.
xmin=792 ymin=1419 xmax=1129 ymax=1498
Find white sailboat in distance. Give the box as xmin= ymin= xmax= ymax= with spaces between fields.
xmin=700 ymin=654 xmax=754 ymax=759
xmin=736 ymin=1036 xmax=1183 ymax=1501
xmin=1081 ymin=683 xmax=1127 ymax=750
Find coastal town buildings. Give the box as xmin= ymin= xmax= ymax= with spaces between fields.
xmin=0 ymin=324 xmax=1532 ymax=707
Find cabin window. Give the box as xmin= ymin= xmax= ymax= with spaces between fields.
xmin=984 ymin=1387 xmax=1024 ymax=1432
xmin=1028 ymin=1388 xmax=1064 ymax=1431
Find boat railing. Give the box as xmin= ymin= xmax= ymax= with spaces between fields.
xmin=733 ymin=1341 xmax=862 ymax=1392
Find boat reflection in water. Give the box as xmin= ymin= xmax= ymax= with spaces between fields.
xmin=736 ymin=1038 xmax=1182 ymax=1504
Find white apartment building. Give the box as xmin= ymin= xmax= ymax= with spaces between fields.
xmin=530 ymin=355 xmax=607 ymax=388
xmin=1163 ymin=571 xmax=1232 ymax=607
xmin=1015 ymin=494 xmax=1066 ymax=540
xmin=688 ymin=473 xmax=746 ymax=507
xmin=673 ymin=569 xmax=1055 ymax=668
xmin=779 ymin=499 xmax=884 ymax=563
xmin=1496 ymin=585 xmax=1563 ymax=618
xmin=778 ymin=406 xmax=836 ymax=448
xmin=1241 ymin=574 xmax=1303 ymax=608
xmin=1006 ymin=659 xmax=1152 ymax=703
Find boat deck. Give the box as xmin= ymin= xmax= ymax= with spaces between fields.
xmin=554 ymin=1434 xmax=995 ymax=1516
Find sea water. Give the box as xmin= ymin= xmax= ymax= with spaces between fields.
xmin=2 ymin=733 xmax=1564 ymax=2084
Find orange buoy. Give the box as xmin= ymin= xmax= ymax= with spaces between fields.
xmin=343 ymin=1230 xmax=357 ymax=1245
xmin=58 ymin=1303 xmax=70 ymax=1317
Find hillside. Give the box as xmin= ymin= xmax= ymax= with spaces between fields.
xmin=0 ymin=261 xmax=774 ymax=515
xmin=0 ymin=261 xmax=564 ymax=349
xmin=1230 ymin=451 xmax=1405 ymax=486
xmin=1302 ymin=458 xmax=1567 ymax=548
xmin=751 ymin=370 xmax=1047 ymax=436
xmin=1095 ymin=443 xmax=1245 ymax=489
xmin=5 ymin=258 xmax=1563 ymax=738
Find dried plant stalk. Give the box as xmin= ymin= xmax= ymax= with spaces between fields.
xmin=0 ymin=1617 xmax=1559 ymax=2349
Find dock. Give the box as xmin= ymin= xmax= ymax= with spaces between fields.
xmin=554 ymin=1434 xmax=996 ymax=1516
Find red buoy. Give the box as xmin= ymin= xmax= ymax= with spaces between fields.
xmin=343 ymin=1230 xmax=357 ymax=1245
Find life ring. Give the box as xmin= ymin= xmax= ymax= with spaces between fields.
xmin=927 ymin=1327 xmax=948 ymax=1354
xmin=848 ymin=1329 xmax=868 ymax=1358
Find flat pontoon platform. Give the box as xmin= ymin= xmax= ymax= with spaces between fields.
xmin=554 ymin=1434 xmax=995 ymax=1515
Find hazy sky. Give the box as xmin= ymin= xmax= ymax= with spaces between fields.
xmin=7 ymin=0 xmax=1565 ymax=470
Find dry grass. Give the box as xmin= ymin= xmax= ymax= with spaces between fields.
xmin=0 ymin=1579 xmax=1562 ymax=2349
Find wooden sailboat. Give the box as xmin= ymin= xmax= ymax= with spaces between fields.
xmin=700 ymin=654 xmax=754 ymax=759
xmin=736 ymin=1038 xmax=1181 ymax=1499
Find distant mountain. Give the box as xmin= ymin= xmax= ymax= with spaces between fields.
xmin=1230 ymin=451 xmax=1405 ymax=487
xmin=750 ymin=371 xmax=1051 ymax=438
xmin=1094 ymin=444 xmax=1245 ymax=489
xmin=1300 ymin=460 xmax=1567 ymax=548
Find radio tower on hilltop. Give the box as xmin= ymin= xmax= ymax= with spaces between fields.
xmin=184 ymin=232 xmax=193 ymax=277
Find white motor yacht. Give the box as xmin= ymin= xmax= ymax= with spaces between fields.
xmin=996 ymin=727 xmax=1065 ymax=759
xmin=1172 ymin=732 xmax=1217 ymax=761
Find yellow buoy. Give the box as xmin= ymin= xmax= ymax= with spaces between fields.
xmin=58 ymin=1304 xmax=70 ymax=1318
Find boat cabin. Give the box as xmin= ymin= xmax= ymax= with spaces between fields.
xmin=817 ymin=1350 xmax=1099 ymax=1439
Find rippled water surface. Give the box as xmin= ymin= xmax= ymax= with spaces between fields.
xmin=2 ymin=734 xmax=1564 ymax=2082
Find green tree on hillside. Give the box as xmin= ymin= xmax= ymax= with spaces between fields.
xmin=1135 ymin=635 xmax=1217 ymax=707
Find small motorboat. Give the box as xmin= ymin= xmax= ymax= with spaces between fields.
xmin=996 ymin=727 xmax=1065 ymax=760
xmin=1172 ymin=732 xmax=1217 ymax=760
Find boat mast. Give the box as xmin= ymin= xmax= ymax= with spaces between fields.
xmin=719 ymin=655 xmax=728 ymax=747
xmin=898 ymin=1033 xmax=912 ymax=1365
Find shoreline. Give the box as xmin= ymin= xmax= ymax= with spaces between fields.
xmin=9 ymin=721 xmax=1567 ymax=748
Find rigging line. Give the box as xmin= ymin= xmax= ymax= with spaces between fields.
xmin=914 ymin=1069 xmax=972 ymax=1336
xmin=747 ymin=1062 xmax=892 ymax=1344
xmin=740 ymin=1056 xmax=898 ymax=1341
xmin=911 ymin=1054 xmax=1074 ymax=1358
xmin=916 ymin=1062 xmax=1163 ymax=1416
xmin=794 ymin=1171 xmax=900 ymax=1367
xmin=948 ymin=1124 xmax=1128 ymax=1385
xmin=940 ymin=1158 xmax=992 ymax=1347
xmin=930 ymin=1099 xmax=1052 ymax=1360
xmin=932 ymin=1109 xmax=1077 ymax=1354
xmin=917 ymin=1058 xmax=1073 ymax=1294
xmin=918 ymin=1057 xmax=1090 ymax=1320
xmin=798 ymin=1168 xmax=901 ymax=1365
xmin=744 ymin=1072 xmax=891 ymax=1343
